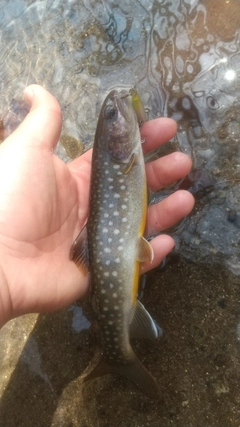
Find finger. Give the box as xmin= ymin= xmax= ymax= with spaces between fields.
xmin=146 ymin=152 xmax=192 ymax=191
xmin=141 ymin=234 xmax=175 ymax=274
xmin=67 ymin=149 xmax=92 ymax=223
xmin=6 ymin=84 xmax=62 ymax=150
xmin=68 ymin=148 xmax=92 ymax=177
xmin=147 ymin=190 xmax=195 ymax=236
xmin=141 ymin=118 xmax=177 ymax=154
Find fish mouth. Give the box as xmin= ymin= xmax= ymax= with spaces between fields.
xmin=119 ymin=91 xmax=130 ymax=99
xmin=112 ymin=89 xmax=132 ymax=122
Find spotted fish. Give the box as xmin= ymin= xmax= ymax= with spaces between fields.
xmin=70 ymin=89 xmax=161 ymax=398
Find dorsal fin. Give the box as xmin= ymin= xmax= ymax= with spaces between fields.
xmin=129 ymin=300 xmax=163 ymax=340
xmin=70 ymin=225 xmax=89 ymax=275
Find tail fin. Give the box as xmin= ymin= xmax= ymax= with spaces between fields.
xmin=83 ymin=355 xmax=160 ymax=399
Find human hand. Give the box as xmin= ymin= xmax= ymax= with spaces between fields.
xmin=0 ymin=85 xmax=194 ymax=327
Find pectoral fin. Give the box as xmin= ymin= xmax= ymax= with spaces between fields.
xmin=136 ymin=236 xmax=154 ymax=263
xmin=70 ymin=225 xmax=89 ymax=275
xmin=124 ymin=153 xmax=137 ymax=174
xmin=129 ymin=300 xmax=163 ymax=340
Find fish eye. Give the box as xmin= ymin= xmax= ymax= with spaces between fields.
xmin=206 ymin=95 xmax=219 ymax=110
xmin=104 ymin=104 xmax=118 ymax=120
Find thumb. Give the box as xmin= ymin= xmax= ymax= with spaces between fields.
xmin=6 ymin=84 xmax=62 ymax=151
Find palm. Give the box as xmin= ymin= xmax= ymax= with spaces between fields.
xmin=0 ymin=135 xmax=92 ymax=315
xmin=0 ymin=85 xmax=194 ymax=321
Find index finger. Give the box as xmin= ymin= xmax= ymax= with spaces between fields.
xmin=140 ymin=118 xmax=177 ymax=154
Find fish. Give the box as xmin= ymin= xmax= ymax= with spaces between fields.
xmin=70 ymin=89 xmax=161 ymax=398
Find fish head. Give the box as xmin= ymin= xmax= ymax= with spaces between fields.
xmin=95 ymin=89 xmax=139 ymax=163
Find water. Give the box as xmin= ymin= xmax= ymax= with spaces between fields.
xmin=0 ymin=1 xmax=240 ymax=426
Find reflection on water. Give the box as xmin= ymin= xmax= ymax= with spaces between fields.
xmin=0 ymin=0 xmax=240 ymax=426
xmin=68 ymin=303 xmax=91 ymax=333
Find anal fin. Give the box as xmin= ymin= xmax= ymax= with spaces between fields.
xmin=129 ymin=300 xmax=163 ymax=340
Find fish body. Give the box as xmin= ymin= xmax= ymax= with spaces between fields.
xmin=71 ymin=89 xmax=161 ymax=397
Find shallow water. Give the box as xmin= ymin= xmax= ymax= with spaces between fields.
xmin=0 ymin=1 xmax=240 ymax=426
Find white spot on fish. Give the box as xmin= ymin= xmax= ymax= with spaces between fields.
xmin=112 ymin=271 xmax=118 ymax=277
xmin=104 ymin=299 xmax=109 ymax=303
xmin=106 ymin=260 xmax=110 ymax=265
xmin=114 ymin=229 xmax=120 ymax=235
xmin=118 ymin=246 xmax=123 ymax=251
xmin=113 ymin=164 xmax=120 ymax=169
xmin=103 ymin=307 xmax=109 ymax=311
xmin=113 ymin=292 xmax=118 ymax=298
xmin=108 ymin=177 xmax=113 ymax=182
xmin=108 ymin=321 xmax=113 ymax=325
xmin=101 ymin=289 xmax=106 ymax=294
xmin=114 ymin=306 xmax=119 ymax=310
xmin=119 ymin=238 xmax=124 ymax=243
xmin=103 ymin=227 xmax=108 ymax=233
xmin=104 ymin=247 xmax=111 ymax=253
xmin=114 ymin=193 xmax=120 ymax=198
xmin=121 ymin=205 xmax=127 ymax=209
xmin=109 ymin=221 xmax=113 ymax=226
xmin=115 ymin=258 xmax=120 ymax=263
xmin=104 ymin=213 xmax=109 ymax=218
xmin=120 ymin=185 xmax=126 ymax=190
xmin=113 ymin=211 xmax=119 ymax=216
xmin=108 ymin=237 xmax=112 ymax=243
xmin=104 ymin=170 xmax=109 ymax=174
xmin=109 ymin=283 xmax=114 ymax=288
xmin=104 ymin=272 xmax=110 ymax=277
xmin=109 ymin=203 xmax=114 ymax=208
xmin=122 ymin=218 xmax=127 ymax=223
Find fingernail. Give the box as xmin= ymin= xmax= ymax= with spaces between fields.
xmin=24 ymin=85 xmax=34 ymax=103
